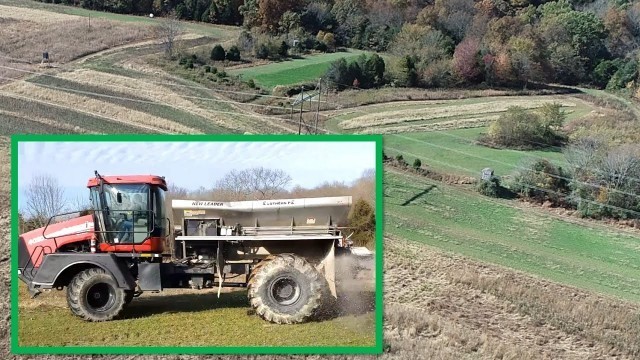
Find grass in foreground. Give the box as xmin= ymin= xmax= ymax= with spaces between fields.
xmin=227 ymin=50 xmax=368 ymax=89
xmin=384 ymin=236 xmax=640 ymax=358
xmin=18 ymin=285 xmax=374 ymax=347
xmin=384 ymin=170 xmax=640 ymax=303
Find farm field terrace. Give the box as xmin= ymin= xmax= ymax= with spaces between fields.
xmin=384 ymin=169 xmax=640 ymax=303
xmin=323 ymin=94 xmax=597 ymax=176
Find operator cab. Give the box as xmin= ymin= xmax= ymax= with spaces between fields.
xmin=87 ymin=172 xmax=167 ymax=253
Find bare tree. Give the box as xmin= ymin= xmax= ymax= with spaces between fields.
xmin=600 ymin=145 xmax=640 ymax=190
xmin=156 ymin=10 xmax=183 ymax=58
xmin=24 ymin=174 xmax=67 ymax=228
xmin=215 ymin=167 xmax=292 ymax=200
xmin=564 ymin=137 xmax=607 ymax=179
xmin=69 ymin=194 xmax=92 ymax=216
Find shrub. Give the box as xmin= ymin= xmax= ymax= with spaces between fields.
xmin=606 ymin=58 xmax=638 ymax=90
xmin=592 ymin=59 xmax=621 ymax=88
xmin=217 ymin=70 xmax=227 ymax=78
xmin=272 ymin=85 xmax=287 ymax=97
xmin=279 ymin=41 xmax=289 ymax=58
xmin=483 ymin=106 xmax=565 ymax=149
xmin=255 ymin=43 xmax=270 ymax=59
xmin=413 ymin=158 xmax=422 ymax=169
xmin=510 ymin=159 xmax=571 ymax=205
xmin=226 ymin=45 xmax=241 ymax=61
xmin=477 ymin=177 xmax=501 ymax=198
xmin=204 ymin=65 xmax=211 ymax=73
xmin=184 ymin=58 xmax=194 ymax=69
xmin=395 ymin=154 xmax=407 ymax=167
xmin=347 ymin=199 xmax=375 ymax=248
xmin=211 ymin=44 xmax=226 ymax=61
xmin=247 ymin=79 xmax=256 ymax=88
xmin=315 ymin=41 xmax=328 ymax=52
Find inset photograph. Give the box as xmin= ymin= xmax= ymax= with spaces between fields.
xmin=12 ymin=135 xmax=381 ymax=354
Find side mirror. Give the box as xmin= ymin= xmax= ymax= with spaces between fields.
xmin=116 ymin=193 xmax=123 ymax=203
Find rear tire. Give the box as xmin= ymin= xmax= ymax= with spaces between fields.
xmin=247 ymin=254 xmax=328 ymax=324
xmin=66 ymin=267 xmax=127 ymax=321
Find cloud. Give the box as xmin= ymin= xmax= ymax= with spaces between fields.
xmin=18 ymin=141 xmax=376 ymax=191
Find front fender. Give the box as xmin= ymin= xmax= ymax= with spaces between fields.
xmin=31 ymin=253 xmax=136 ymax=290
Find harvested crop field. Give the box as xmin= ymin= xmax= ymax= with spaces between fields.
xmin=0 ymin=3 xmax=153 ymax=84
xmin=333 ymin=96 xmax=585 ymax=133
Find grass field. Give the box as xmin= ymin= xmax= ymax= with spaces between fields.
xmin=384 ymin=169 xmax=640 ymax=303
xmin=227 ymin=50 xmax=368 ymax=89
xmin=17 ymin=285 xmax=374 ymax=347
xmin=321 ymin=94 xmax=596 ymax=177
xmin=384 ymin=128 xmax=567 ymax=176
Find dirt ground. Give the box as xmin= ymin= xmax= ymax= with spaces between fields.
xmin=2 ymin=137 xmax=640 ymax=359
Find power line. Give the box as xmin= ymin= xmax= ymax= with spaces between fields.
xmin=382 ymin=146 xmax=640 ymax=218
xmin=392 ymin=133 xmax=640 ymax=201
xmin=329 ymin=97 xmax=640 ymax=184
xmin=383 ymin=167 xmax=640 ymax=238
xmin=317 ymin=123 xmax=640 ymax=215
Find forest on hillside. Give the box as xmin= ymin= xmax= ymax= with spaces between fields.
xmin=34 ymin=0 xmax=640 ymax=91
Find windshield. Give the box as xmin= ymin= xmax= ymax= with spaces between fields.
xmin=90 ymin=184 xmax=151 ymax=244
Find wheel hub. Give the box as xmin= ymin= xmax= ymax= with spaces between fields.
xmin=86 ymin=283 xmax=115 ymax=311
xmin=269 ymin=277 xmax=301 ymax=306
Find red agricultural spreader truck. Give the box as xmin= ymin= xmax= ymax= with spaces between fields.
xmin=17 ymin=172 xmax=373 ymax=324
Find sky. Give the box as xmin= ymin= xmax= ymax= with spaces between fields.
xmin=17 ymin=141 xmax=376 ymax=211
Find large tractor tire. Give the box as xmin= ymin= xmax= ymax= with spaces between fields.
xmin=247 ymin=254 xmax=329 ymax=324
xmin=66 ymin=267 xmax=127 ymax=321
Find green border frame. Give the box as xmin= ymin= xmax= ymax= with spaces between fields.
xmin=10 ymin=134 xmax=384 ymax=355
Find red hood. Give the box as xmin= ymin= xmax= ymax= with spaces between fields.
xmin=20 ymin=215 xmax=94 ymax=267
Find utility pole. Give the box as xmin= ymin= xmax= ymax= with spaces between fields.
xmin=314 ymin=78 xmax=321 ymax=134
xmin=298 ymin=86 xmax=304 ymax=135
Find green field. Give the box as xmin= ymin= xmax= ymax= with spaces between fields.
xmin=384 ymin=129 xmax=568 ymax=177
xmin=18 ymin=285 xmax=374 ymax=347
xmin=384 ymin=170 xmax=640 ymax=302
xmin=228 ymin=50 xmax=368 ymax=89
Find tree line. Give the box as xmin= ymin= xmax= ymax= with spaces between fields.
xmin=35 ymin=0 xmax=640 ymax=91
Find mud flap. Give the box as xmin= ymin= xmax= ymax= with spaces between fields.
xmin=319 ymin=243 xmax=336 ymax=298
